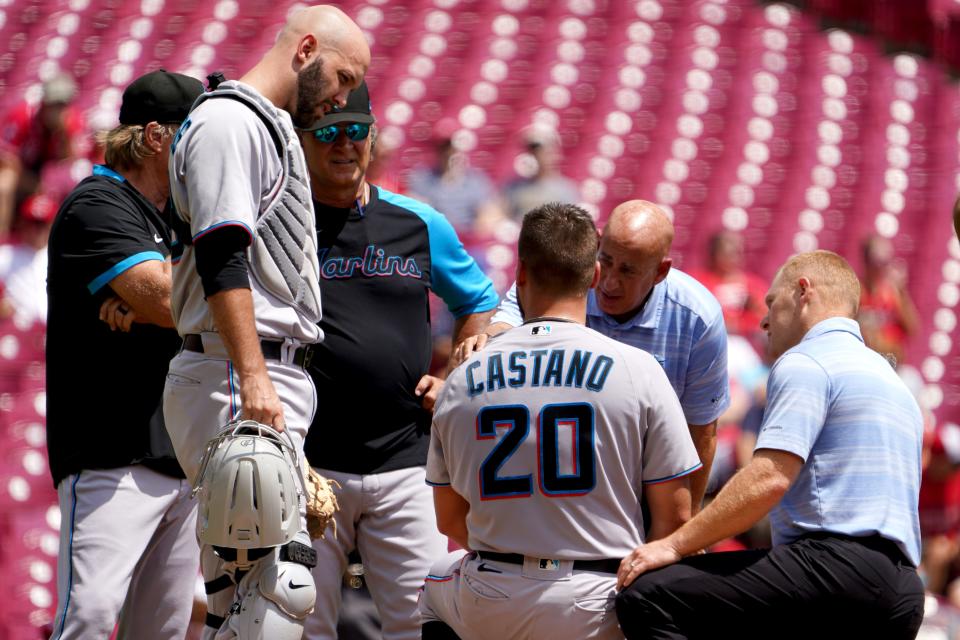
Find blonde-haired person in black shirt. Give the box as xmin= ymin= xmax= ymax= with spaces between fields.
xmin=46 ymin=70 xmax=203 ymax=640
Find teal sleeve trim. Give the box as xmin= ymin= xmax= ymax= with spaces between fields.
xmin=87 ymin=251 xmax=165 ymax=294
xmin=378 ymin=188 xmax=499 ymax=317
xmin=643 ymin=462 xmax=703 ymax=485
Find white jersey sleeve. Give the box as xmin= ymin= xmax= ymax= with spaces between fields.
xmin=426 ymin=388 xmax=453 ymax=487
xmin=170 ymin=99 xmax=279 ymax=241
xmin=489 ymin=282 xmax=522 ymax=327
xmin=630 ymin=350 xmax=703 ymax=484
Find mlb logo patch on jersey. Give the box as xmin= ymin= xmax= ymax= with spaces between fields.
xmin=531 ymin=324 xmax=552 ymax=336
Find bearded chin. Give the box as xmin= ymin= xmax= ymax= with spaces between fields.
xmin=293 ymin=59 xmax=328 ymax=128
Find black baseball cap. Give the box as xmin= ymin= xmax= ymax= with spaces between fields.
xmin=118 ymin=70 xmax=204 ymax=125
xmin=301 ymin=80 xmax=375 ymax=131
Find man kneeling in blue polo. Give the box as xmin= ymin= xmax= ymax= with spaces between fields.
xmin=615 ymin=250 xmax=924 ymax=640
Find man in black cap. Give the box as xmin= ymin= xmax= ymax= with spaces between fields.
xmin=296 ymin=81 xmax=499 ymax=640
xmin=46 ymin=69 xmax=203 ymax=640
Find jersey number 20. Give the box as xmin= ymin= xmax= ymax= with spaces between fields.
xmin=477 ymin=402 xmax=595 ymax=500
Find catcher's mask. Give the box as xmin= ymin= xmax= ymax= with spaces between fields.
xmin=193 ymin=420 xmax=304 ymax=551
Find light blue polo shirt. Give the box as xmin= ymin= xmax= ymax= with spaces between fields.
xmin=755 ymin=317 xmax=923 ymax=565
xmin=491 ymin=268 xmax=730 ymax=425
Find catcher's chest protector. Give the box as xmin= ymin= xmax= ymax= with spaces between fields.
xmin=191 ymin=81 xmax=322 ymax=323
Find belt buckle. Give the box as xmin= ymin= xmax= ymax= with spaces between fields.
xmin=299 ymin=345 xmax=314 ymax=369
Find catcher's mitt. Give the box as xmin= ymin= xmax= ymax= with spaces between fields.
xmin=306 ymin=467 xmax=340 ymax=539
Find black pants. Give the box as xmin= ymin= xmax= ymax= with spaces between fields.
xmin=615 ymin=534 xmax=924 ymax=640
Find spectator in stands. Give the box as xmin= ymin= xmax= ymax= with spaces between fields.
xmin=407 ymin=120 xmax=507 ymax=373
xmin=857 ymin=234 xmax=919 ymax=366
xmin=0 ymin=73 xmax=88 ymax=237
xmin=502 ymin=123 xmax=579 ymax=220
xmin=366 ymin=130 xmax=401 ymax=193
xmin=0 ymin=193 xmax=57 ymax=326
xmin=919 ymin=421 xmax=960 ymax=598
xmin=953 ymin=193 xmax=959 ymax=242
xmin=691 ymin=230 xmax=771 ymax=502
xmin=690 ymin=230 xmax=768 ymax=344
xmin=407 ymin=119 xmax=506 ymax=236
xmin=706 ymin=335 xmax=769 ymax=496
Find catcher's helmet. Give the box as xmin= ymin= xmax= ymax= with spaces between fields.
xmin=193 ymin=420 xmax=302 ymax=550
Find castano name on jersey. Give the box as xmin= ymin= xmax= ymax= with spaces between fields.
xmin=466 ymin=349 xmax=613 ymax=396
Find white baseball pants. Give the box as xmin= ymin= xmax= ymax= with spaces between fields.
xmin=49 ymin=464 xmax=198 ymax=640
xmin=304 ymin=466 xmax=448 ymax=640
xmin=163 ymin=344 xmax=317 ymax=640
xmin=420 ymin=550 xmax=624 ymax=640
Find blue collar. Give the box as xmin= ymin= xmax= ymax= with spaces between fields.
xmin=801 ymin=317 xmax=863 ymax=344
xmin=93 ymin=164 xmax=126 ymax=183
xmin=587 ymin=279 xmax=666 ymax=330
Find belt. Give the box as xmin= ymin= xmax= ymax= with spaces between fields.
xmin=799 ymin=532 xmax=914 ymax=567
xmin=183 ymin=334 xmax=315 ymax=369
xmin=477 ymin=551 xmax=621 ymax=574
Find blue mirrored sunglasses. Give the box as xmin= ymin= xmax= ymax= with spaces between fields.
xmin=312 ymin=122 xmax=371 ymax=143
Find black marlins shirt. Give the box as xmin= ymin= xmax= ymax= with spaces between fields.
xmin=305 ymin=185 xmax=498 ymax=474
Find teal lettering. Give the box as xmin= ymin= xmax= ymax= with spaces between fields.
xmin=507 ymin=351 xmax=527 ymax=387
xmin=586 ymin=356 xmax=614 ymax=392
xmin=486 ymin=354 xmax=506 ymax=392
xmin=466 ymin=361 xmax=483 ymax=397
xmin=565 ymin=350 xmax=592 ymax=387
xmin=321 ymin=259 xmax=341 ymax=279
xmin=529 ymin=350 xmax=548 ymax=387
xmin=543 ymin=349 xmax=564 ymax=387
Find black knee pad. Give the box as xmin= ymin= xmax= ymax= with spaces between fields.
xmin=280 ymin=540 xmax=317 ymax=568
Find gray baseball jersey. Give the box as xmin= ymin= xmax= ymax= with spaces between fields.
xmin=168 ymin=82 xmax=322 ymax=344
xmin=165 ymin=80 xmax=321 ymax=638
xmin=427 ymin=319 xmax=700 ymax=560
